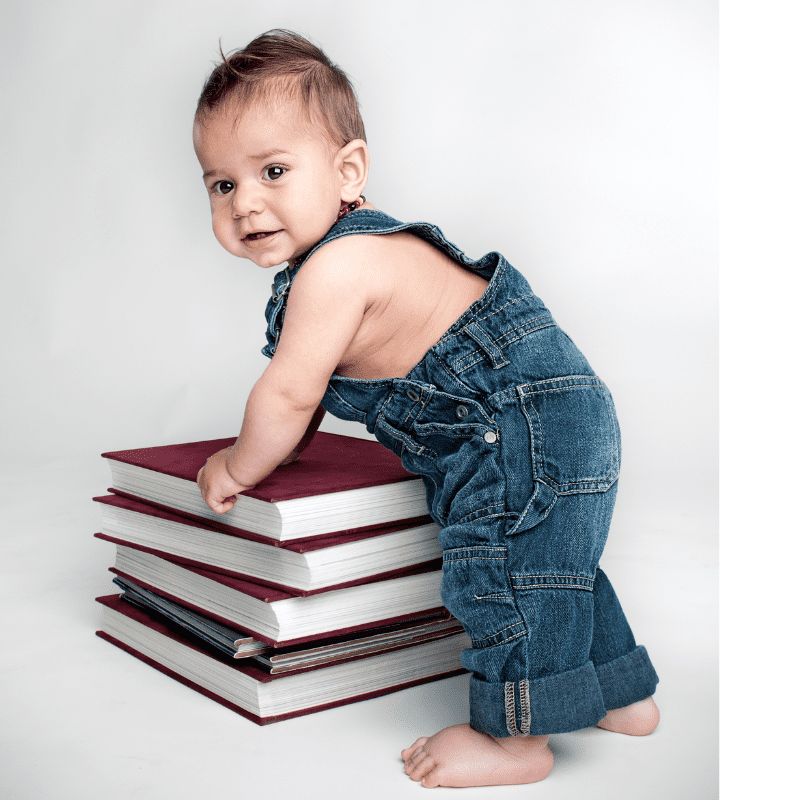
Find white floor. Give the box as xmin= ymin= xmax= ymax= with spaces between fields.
xmin=1 ymin=456 xmax=717 ymax=800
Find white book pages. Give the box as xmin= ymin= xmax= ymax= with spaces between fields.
xmin=101 ymin=503 xmax=441 ymax=591
xmin=100 ymin=603 xmax=470 ymax=718
xmin=106 ymin=460 xmax=428 ymax=540
xmin=113 ymin=546 xmax=445 ymax=643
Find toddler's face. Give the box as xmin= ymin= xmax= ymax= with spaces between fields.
xmin=194 ymin=101 xmax=343 ymax=268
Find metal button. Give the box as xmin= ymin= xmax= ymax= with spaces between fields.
xmin=484 ymin=431 xmax=497 ymax=444
xmin=406 ymin=389 xmax=420 ymax=402
xmin=456 ymin=405 xmax=469 ymax=420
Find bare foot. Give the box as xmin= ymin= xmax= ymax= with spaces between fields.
xmin=596 ymin=696 xmax=660 ymax=736
xmin=400 ymin=723 xmax=553 ymax=788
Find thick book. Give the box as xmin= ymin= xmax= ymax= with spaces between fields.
xmin=103 ymin=543 xmax=446 ymax=647
xmin=113 ymin=575 xmax=464 ymax=671
xmin=94 ymin=493 xmax=442 ymax=595
xmin=113 ymin=576 xmax=270 ymax=658
xmin=96 ymin=594 xmax=469 ymax=726
xmin=102 ymin=433 xmax=430 ymax=543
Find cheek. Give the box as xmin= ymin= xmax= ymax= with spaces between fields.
xmin=211 ymin=212 xmax=238 ymax=250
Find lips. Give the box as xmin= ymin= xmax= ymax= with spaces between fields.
xmin=243 ymin=230 xmax=279 ymax=242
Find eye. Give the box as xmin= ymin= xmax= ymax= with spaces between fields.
xmin=263 ymin=165 xmax=287 ymax=181
xmin=212 ymin=180 xmax=234 ymax=195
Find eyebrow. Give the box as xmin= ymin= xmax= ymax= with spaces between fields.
xmin=202 ymin=150 xmax=293 ymax=180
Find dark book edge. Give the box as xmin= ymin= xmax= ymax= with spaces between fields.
xmin=106 ymin=567 xmax=448 ymax=650
xmin=112 ymin=578 xmax=460 ymax=674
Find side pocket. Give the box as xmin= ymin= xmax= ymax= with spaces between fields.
xmin=441 ymin=547 xmax=526 ymax=649
xmin=519 ymin=376 xmax=621 ymax=494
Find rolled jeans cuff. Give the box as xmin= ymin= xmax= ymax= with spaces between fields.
xmin=469 ymin=662 xmax=607 ymax=737
xmin=469 ymin=645 xmax=659 ymax=737
xmin=595 ymin=645 xmax=659 ymax=711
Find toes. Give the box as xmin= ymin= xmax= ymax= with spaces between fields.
xmin=420 ymin=768 xmax=442 ymax=789
xmin=404 ymin=747 xmax=430 ymax=775
xmin=407 ymin=754 xmax=436 ymax=782
xmin=401 ymin=737 xmax=428 ymax=761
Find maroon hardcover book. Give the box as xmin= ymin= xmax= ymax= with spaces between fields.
xmin=94 ymin=493 xmax=442 ymax=596
xmin=102 ymin=433 xmax=416 ymax=501
xmin=99 ymin=538 xmax=445 ymax=647
xmin=101 ymin=432 xmax=430 ymax=543
xmin=96 ymin=594 xmax=467 ymax=726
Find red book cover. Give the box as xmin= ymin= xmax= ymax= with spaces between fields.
xmin=102 ymin=432 xmax=419 ymax=502
xmin=96 ymin=594 xmax=467 ymax=726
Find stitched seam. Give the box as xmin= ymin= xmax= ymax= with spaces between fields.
xmin=474 ymin=296 xmax=539 ymax=323
xmin=519 ymin=387 xmax=542 ymax=480
xmin=471 ymin=623 xmax=525 ymax=646
xmin=451 ymin=329 xmax=554 ymax=375
xmin=377 ymin=423 xmax=424 ymax=453
xmin=518 ymin=382 xmax=603 ymax=397
xmin=521 ymin=389 xmax=618 ymax=487
xmin=401 ymin=392 xmax=427 ymax=427
xmin=450 ymin=510 xmax=508 ymax=526
xmin=512 ymin=583 xmax=594 ymax=590
xmin=451 ymin=503 xmax=504 ymax=518
xmin=326 ymin=385 xmax=367 ymax=422
xmin=519 ymin=681 xmax=531 ymax=736
xmin=498 ymin=321 xmax=556 ymax=347
xmin=510 ymin=574 xmax=595 ymax=581
xmin=508 ymin=484 xmax=558 ymax=535
xmin=450 ymin=318 xmax=555 ymax=372
xmin=505 ymin=682 xmax=519 ymax=737
xmin=446 ymin=555 xmax=508 ymax=562
xmin=464 ymin=324 xmax=508 ymax=367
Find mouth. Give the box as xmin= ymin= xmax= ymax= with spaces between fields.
xmin=242 ymin=230 xmax=281 ymax=242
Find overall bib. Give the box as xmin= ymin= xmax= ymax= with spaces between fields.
xmin=263 ymin=210 xmax=659 ymax=737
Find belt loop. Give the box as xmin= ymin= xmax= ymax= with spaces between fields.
xmin=464 ymin=322 xmax=509 ymax=369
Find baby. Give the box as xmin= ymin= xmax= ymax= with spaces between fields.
xmin=194 ymin=30 xmax=660 ymax=789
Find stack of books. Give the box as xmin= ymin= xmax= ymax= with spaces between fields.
xmin=94 ymin=432 xmax=468 ymax=725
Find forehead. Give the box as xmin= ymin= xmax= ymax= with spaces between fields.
xmin=193 ymin=98 xmax=332 ymax=161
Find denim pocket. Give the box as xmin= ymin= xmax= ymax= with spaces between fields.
xmin=519 ymin=376 xmax=620 ymax=494
xmin=441 ymin=546 xmax=527 ymax=649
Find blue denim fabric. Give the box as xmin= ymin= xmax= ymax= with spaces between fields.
xmin=263 ymin=210 xmax=658 ymax=737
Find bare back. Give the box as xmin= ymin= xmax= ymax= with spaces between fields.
xmin=332 ymin=228 xmax=489 ymax=380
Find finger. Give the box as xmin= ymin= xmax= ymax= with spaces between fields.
xmin=207 ymin=496 xmax=236 ymax=515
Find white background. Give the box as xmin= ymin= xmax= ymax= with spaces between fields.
xmin=2 ymin=1 xmax=722 ymax=798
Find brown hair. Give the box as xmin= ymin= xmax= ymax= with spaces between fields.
xmin=196 ymin=29 xmax=366 ymax=148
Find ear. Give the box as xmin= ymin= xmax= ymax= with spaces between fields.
xmin=336 ymin=139 xmax=369 ymax=202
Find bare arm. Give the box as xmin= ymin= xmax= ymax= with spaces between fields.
xmin=197 ymin=244 xmax=369 ymax=513
xmin=279 ymin=403 xmax=326 ymax=465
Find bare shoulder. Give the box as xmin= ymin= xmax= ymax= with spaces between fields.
xmin=304 ymin=230 xmax=407 ymax=270
xmin=295 ymin=230 xmax=419 ymax=297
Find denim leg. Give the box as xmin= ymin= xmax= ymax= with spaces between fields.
xmin=450 ymin=486 xmax=657 ymax=737
xmin=589 ymin=567 xmax=659 ymax=710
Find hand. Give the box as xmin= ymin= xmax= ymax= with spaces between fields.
xmin=197 ymin=446 xmax=254 ymax=514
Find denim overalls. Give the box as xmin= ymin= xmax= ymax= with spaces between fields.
xmin=263 ymin=210 xmax=659 ymax=737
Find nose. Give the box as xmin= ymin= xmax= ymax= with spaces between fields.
xmin=231 ymin=180 xmax=266 ymax=218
